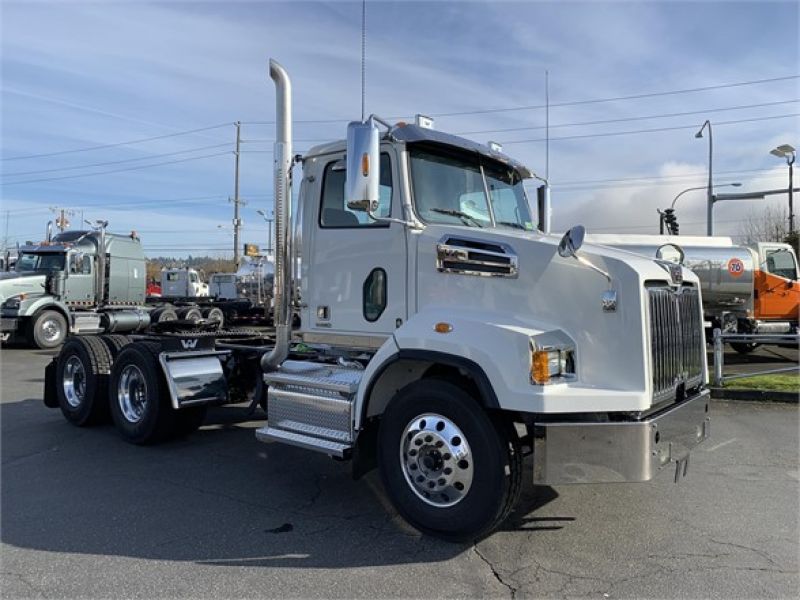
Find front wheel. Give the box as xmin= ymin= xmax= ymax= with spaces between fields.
xmin=377 ymin=379 xmax=522 ymax=542
xmin=730 ymin=342 xmax=759 ymax=355
xmin=30 ymin=309 xmax=68 ymax=349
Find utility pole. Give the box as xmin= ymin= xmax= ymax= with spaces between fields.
xmin=49 ymin=206 xmax=74 ymax=232
xmin=231 ymin=121 xmax=245 ymax=269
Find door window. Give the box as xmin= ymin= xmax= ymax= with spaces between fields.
xmin=69 ymin=253 xmax=91 ymax=274
xmin=363 ymin=268 xmax=387 ymax=322
xmin=320 ymin=154 xmax=392 ymax=227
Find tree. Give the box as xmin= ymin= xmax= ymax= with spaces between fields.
xmin=738 ymin=205 xmax=794 ymax=248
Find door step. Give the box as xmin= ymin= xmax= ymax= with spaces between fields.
xmin=255 ymin=427 xmax=352 ymax=458
xmin=256 ymin=360 xmax=364 ymax=457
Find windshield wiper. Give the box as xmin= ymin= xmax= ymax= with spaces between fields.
xmin=430 ymin=208 xmax=484 ymax=228
xmin=497 ymin=221 xmax=526 ymax=230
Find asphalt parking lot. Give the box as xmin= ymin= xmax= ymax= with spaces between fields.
xmin=1 ymin=347 xmax=798 ymax=599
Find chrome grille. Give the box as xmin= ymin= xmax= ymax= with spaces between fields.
xmin=648 ymin=286 xmax=704 ymax=404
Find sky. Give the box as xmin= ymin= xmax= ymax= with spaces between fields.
xmin=1 ymin=0 xmax=798 ymax=258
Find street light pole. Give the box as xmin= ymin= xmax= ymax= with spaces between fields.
xmin=695 ymin=120 xmax=714 ymax=235
xmin=770 ymin=144 xmax=797 ymax=235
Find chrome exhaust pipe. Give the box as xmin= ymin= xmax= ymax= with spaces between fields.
xmin=261 ymin=59 xmax=293 ymax=372
xmin=45 ymin=221 xmax=53 ymax=243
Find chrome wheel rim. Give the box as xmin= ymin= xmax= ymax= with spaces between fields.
xmin=41 ymin=318 xmax=62 ymax=343
xmin=62 ymin=355 xmax=86 ymax=408
xmin=118 ymin=364 xmax=148 ymax=423
xmin=400 ymin=413 xmax=474 ymax=508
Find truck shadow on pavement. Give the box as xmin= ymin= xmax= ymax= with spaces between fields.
xmin=1 ymin=399 xmax=569 ymax=568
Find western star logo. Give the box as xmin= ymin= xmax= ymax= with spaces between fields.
xmin=180 ymin=339 xmax=198 ymax=349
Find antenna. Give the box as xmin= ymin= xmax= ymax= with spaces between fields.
xmin=361 ymin=0 xmax=366 ymax=122
xmin=545 ymin=69 xmax=550 ymax=180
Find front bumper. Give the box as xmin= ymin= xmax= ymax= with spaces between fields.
xmin=533 ymin=389 xmax=710 ymax=484
xmin=0 ymin=317 xmax=19 ymax=333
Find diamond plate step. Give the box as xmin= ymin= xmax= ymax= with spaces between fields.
xmin=255 ymin=426 xmax=352 ymax=458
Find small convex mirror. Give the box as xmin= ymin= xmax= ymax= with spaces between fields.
xmin=656 ymin=243 xmax=685 ymax=265
xmin=558 ymin=225 xmax=586 ymax=258
xmin=345 ymin=118 xmax=380 ymax=212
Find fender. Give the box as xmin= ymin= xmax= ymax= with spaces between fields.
xmin=20 ymin=297 xmax=72 ymax=327
xmin=354 ymin=308 xmax=559 ymax=429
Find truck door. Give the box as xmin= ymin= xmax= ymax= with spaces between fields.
xmin=303 ymin=150 xmax=406 ymax=340
xmin=64 ymin=252 xmax=94 ymax=302
xmin=755 ymin=244 xmax=799 ymax=321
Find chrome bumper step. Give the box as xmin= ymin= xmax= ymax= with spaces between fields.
xmin=255 ymin=426 xmax=351 ymax=458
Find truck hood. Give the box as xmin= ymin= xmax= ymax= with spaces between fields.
xmin=0 ymin=272 xmax=46 ymax=304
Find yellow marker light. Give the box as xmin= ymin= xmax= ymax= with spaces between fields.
xmin=531 ymin=350 xmax=552 ymax=384
xmin=361 ymin=153 xmax=370 ymax=177
xmin=434 ymin=322 xmax=453 ymax=334
xmin=19 ymin=293 xmax=27 ymax=301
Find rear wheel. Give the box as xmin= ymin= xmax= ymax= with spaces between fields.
xmin=730 ymin=342 xmax=759 ymax=355
xmin=56 ymin=337 xmax=112 ymax=426
xmin=176 ymin=307 xmax=202 ymax=322
xmin=100 ymin=334 xmax=131 ymax=358
xmin=201 ymin=306 xmax=224 ymax=328
xmin=151 ymin=306 xmax=177 ymax=323
xmin=377 ymin=379 xmax=522 ymax=542
xmin=30 ymin=309 xmax=68 ymax=349
xmin=175 ymin=406 xmax=208 ymax=436
xmin=109 ymin=342 xmax=176 ymax=444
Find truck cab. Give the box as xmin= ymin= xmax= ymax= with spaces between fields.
xmin=161 ymin=268 xmax=209 ymax=298
xmin=1 ymin=228 xmax=146 ymax=348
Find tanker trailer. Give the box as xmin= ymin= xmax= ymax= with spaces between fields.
xmin=587 ymin=235 xmax=799 ymax=353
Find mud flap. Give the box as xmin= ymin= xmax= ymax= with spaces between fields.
xmin=43 ymin=358 xmax=59 ymax=408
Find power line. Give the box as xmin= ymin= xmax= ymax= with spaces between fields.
xmin=3 ymin=143 xmax=232 ymax=177
xmin=502 ymin=113 xmax=799 ymax=145
xmin=242 ymin=75 xmax=799 ymax=125
xmin=431 ymin=75 xmax=800 ymax=118
xmin=456 ymin=99 xmax=800 ymax=136
xmin=1 ymin=151 xmax=232 ymax=187
xmin=2 ymin=123 xmax=232 ymax=161
xmin=547 ymin=167 xmax=781 ymax=188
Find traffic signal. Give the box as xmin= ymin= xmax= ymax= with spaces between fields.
xmin=662 ymin=208 xmax=679 ymax=235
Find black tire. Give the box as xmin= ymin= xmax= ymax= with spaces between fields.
xmin=176 ymin=307 xmax=202 ymax=322
xmin=100 ymin=334 xmax=131 ymax=358
xmin=201 ymin=307 xmax=224 ymax=327
xmin=377 ymin=379 xmax=523 ymax=542
xmin=730 ymin=342 xmax=759 ymax=355
xmin=151 ymin=306 xmax=178 ymax=323
xmin=174 ymin=405 xmax=208 ymax=437
xmin=30 ymin=309 xmax=68 ymax=349
xmin=108 ymin=341 xmax=176 ymax=445
xmin=55 ymin=336 xmax=112 ymax=426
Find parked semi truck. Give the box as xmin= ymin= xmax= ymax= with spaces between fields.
xmin=589 ymin=234 xmax=799 ymax=352
xmin=42 ymin=60 xmax=710 ymax=541
xmin=0 ymin=225 xmax=224 ymax=348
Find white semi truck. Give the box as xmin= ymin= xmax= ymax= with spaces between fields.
xmin=42 ymin=60 xmax=710 ymax=541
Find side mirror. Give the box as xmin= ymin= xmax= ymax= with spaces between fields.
xmin=345 ymin=118 xmax=380 ymax=212
xmin=558 ymin=225 xmax=586 ymax=258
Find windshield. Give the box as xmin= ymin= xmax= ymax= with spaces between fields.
xmin=15 ymin=252 xmax=65 ymax=273
xmin=409 ymin=146 xmax=534 ymax=230
xmin=765 ymin=248 xmax=798 ymax=280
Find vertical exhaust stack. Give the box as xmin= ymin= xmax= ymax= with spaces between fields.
xmin=261 ymin=59 xmax=293 ymax=372
xmin=45 ymin=221 xmax=53 ymax=243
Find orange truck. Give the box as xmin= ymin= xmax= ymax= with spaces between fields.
xmin=588 ymin=235 xmax=799 ymax=353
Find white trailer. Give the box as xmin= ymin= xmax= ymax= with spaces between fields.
xmin=43 ymin=59 xmax=710 ymax=541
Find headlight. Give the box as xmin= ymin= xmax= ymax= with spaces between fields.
xmin=2 ymin=293 xmax=26 ymax=309
xmin=530 ymin=330 xmax=576 ymax=385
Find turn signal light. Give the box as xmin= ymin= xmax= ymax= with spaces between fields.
xmin=434 ymin=322 xmax=453 ymax=334
xmin=361 ymin=153 xmax=370 ymax=177
xmin=531 ymin=350 xmax=551 ymax=384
